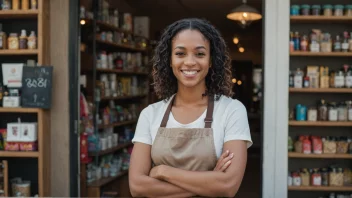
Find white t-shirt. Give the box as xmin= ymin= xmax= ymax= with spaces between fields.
xmin=132 ymin=95 xmax=253 ymax=158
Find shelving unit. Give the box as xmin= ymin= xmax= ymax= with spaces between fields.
xmin=0 ymin=0 xmax=51 ymax=196
xmin=79 ymin=0 xmax=150 ymax=197
xmin=288 ymin=1 xmax=352 ymax=196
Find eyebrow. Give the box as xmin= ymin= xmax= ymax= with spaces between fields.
xmin=173 ymin=46 xmax=207 ymax=50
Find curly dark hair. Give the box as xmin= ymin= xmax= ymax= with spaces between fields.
xmin=152 ymin=18 xmax=233 ymax=101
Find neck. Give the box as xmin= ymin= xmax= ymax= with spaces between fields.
xmin=175 ymin=82 xmax=207 ymax=105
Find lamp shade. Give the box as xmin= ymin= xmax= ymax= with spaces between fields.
xmin=226 ymin=4 xmax=262 ymax=21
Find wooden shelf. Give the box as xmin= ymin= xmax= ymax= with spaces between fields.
xmin=96 ymin=68 xmax=148 ymax=75
xmin=0 ymin=49 xmax=38 ymax=55
xmin=89 ymin=142 xmax=133 ymax=157
xmin=289 ymin=88 xmax=352 ymax=93
xmin=96 ymin=39 xmax=147 ymax=52
xmin=99 ymin=120 xmax=137 ymax=129
xmin=0 ymin=107 xmax=43 ymax=113
xmin=101 ymin=94 xmax=147 ymax=101
xmin=0 ymin=151 xmax=39 ymax=158
xmin=291 ymin=16 xmax=352 ymax=23
xmin=88 ymin=170 xmax=129 ymax=187
xmin=289 ymin=121 xmax=352 ymax=127
xmin=288 ymin=152 xmax=352 ymax=159
xmin=290 ymin=51 xmax=352 ymax=57
xmin=0 ymin=10 xmax=38 ymax=19
xmin=288 ymin=186 xmax=352 ymax=191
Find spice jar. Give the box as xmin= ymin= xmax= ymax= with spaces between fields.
xmin=301 ymin=4 xmax=311 ymax=15
xmin=335 ymin=70 xmax=345 ymax=88
xmin=318 ymin=99 xmax=328 ymax=121
xmin=323 ymin=136 xmax=337 ymax=154
xmin=330 ymin=70 xmax=336 ymax=88
xmin=308 ymin=107 xmax=317 ymax=121
xmin=334 ymin=35 xmax=342 ymax=52
xmin=22 ymin=0 xmax=29 ymax=10
xmin=328 ymin=102 xmax=338 ymax=121
xmin=292 ymin=171 xmax=301 ymax=186
xmin=27 ymin=31 xmax=36 ymax=49
xmin=312 ymin=5 xmax=321 ymax=16
xmin=344 ymin=168 xmax=352 ymax=186
xmin=300 ymin=168 xmax=310 ymax=186
xmin=294 ymin=68 xmax=303 ymax=88
xmin=346 ymin=5 xmax=352 ymax=17
xmin=337 ymin=102 xmax=347 ymax=121
xmin=345 ymin=67 xmax=352 ymax=88
xmin=312 ymin=136 xmax=322 ymax=154
xmin=323 ymin=4 xmax=333 ymax=16
xmin=310 ymin=33 xmax=320 ymax=52
xmin=337 ymin=137 xmax=348 ymax=153
xmin=12 ymin=0 xmax=20 ymax=10
xmin=290 ymin=5 xmax=300 ymax=16
xmin=295 ymin=137 xmax=303 ymax=153
xmin=8 ymin=33 xmax=19 ymax=50
xmin=321 ymin=33 xmax=332 ymax=52
xmin=321 ymin=168 xmax=329 ymax=186
xmin=334 ymin=5 xmax=344 ymax=16
xmin=311 ymin=169 xmax=322 ymax=186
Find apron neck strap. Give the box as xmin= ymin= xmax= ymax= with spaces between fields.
xmin=160 ymin=95 xmax=215 ymax=128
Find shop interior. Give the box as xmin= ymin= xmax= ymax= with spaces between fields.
xmin=78 ymin=0 xmax=263 ymax=197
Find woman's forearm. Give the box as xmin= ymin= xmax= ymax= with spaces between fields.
xmin=129 ymin=174 xmax=195 ymax=198
xmin=158 ymin=165 xmax=236 ymax=197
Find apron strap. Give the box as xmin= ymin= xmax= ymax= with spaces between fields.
xmin=159 ymin=95 xmax=215 ymax=128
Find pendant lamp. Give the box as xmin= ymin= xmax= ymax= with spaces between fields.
xmin=226 ymin=0 xmax=262 ymax=27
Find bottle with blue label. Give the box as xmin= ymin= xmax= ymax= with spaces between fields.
xmin=296 ymin=104 xmax=307 ymax=121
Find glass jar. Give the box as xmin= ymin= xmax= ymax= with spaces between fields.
xmin=301 ymin=4 xmax=311 ymax=16
xmin=310 ymin=33 xmax=320 ymax=52
xmin=335 ymin=70 xmax=345 ymax=88
xmin=328 ymin=102 xmax=338 ymax=121
xmin=330 ymin=70 xmax=336 ymax=88
xmin=300 ymin=35 xmax=308 ymax=51
xmin=308 ymin=107 xmax=318 ymax=121
xmin=346 ymin=5 xmax=352 ymax=16
xmin=8 ymin=33 xmax=19 ymax=50
xmin=337 ymin=102 xmax=347 ymax=121
xmin=320 ymin=33 xmax=332 ymax=52
xmin=334 ymin=5 xmax=344 ymax=16
xmin=312 ymin=5 xmax=321 ymax=16
xmin=321 ymin=168 xmax=329 ymax=186
xmin=318 ymin=99 xmax=328 ymax=121
xmin=323 ymin=4 xmax=333 ymax=16
xmin=346 ymin=101 xmax=352 ymax=121
xmin=334 ymin=35 xmax=342 ymax=52
xmin=290 ymin=5 xmax=300 ymax=16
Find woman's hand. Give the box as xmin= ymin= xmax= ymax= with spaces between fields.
xmin=213 ymin=150 xmax=234 ymax=172
xmin=149 ymin=165 xmax=165 ymax=180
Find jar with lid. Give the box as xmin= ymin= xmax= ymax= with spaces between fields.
xmin=311 ymin=169 xmax=322 ymax=186
xmin=19 ymin=30 xmax=27 ymax=49
xmin=334 ymin=5 xmax=344 ymax=16
xmin=301 ymin=4 xmax=311 ymax=15
xmin=296 ymin=104 xmax=307 ymax=121
xmin=337 ymin=102 xmax=347 ymax=121
xmin=323 ymin=4 xmax=333 ymax=16
xmin=294 ymin=68 xmax=303 ymax=88
xmin=342 ymin=31 xmax=350 ymax=52
xmin=294 ymin=32 xmax=300 ymax=51
xmin=308 ymin=106 xmax=317 ymax=121
xmin=300 ymin=168 xmax=310 ymax=186
xmin=335 ymin=70 xmax=345 ymax=88
xmin=337 ymin=136 xmax=349 ymax=153
xmin=290 ymin=5 xmax=300 ymax=16
xmin=330 ymin=70 xmax=336 ymax=88
xmin=328 ymin=102 xmax=338 ymax=121
xmin=321 ymin=33 xmax=332 ymax=52
xmin=310 ymin=33 xmax=320 ymax=52
xmin=292 ymin=171 xmax=301 ymax=186
xmin=8 ymin=33 xmax=19 ymax=50
xmin=346 ymin=5 xmax=352 ymax=17
xmin=318 ymin=99 xmax=328 ymax=121
xmin=312 ymin=5 xmax=321 ymax=16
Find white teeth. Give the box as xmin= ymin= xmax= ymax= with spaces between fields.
xmin=182 ymin=70 xmax=197 ymax=75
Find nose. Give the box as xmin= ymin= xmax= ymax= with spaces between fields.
xmin=184 ymin=55 xmax=196 ymax=66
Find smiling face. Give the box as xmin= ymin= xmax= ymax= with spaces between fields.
xmin=171 ymin=29 xmax=211 ymax=90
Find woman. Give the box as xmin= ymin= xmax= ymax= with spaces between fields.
xmin=129 ymin=18 xmax=252 ymax=197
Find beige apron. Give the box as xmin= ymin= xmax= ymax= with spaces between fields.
xmin=151 ymin=95 xmax=217 ymax=171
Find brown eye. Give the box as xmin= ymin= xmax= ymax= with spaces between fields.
xmin=175 ymin=52 xmax=185 ymax=56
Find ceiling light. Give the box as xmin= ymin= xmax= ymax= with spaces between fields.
xmin=233 ymin=37 xmax=239 ymax=44
xmin=227 ymin=0 xmax=262 ymax=28
xmin=239 ymin=47 xmax=245 ymax=53
xmin=232 ymin=78 xmax=237 ymax=83
xmin=237 ymin=80 xmax=242 ymax=85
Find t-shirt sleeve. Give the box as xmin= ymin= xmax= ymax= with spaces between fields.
xmin=224 ymin=100 xmax=253 ymax=148
xmin=132 ymin=106 xmax=152 ymax=145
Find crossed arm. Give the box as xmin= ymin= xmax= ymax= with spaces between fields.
xmin=128 ymin=140 xmax=247 ymax=197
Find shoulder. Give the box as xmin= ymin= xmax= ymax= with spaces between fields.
xmin=140 ymin=98 xmax=172 ymax=118
xmin=215 ymin=95 xmax=247 ymax=114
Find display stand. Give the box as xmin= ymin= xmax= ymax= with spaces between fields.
xmin=0 ymin=0 xmax=51 ymax=196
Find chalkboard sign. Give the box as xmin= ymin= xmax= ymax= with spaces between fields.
xmin=21 ymin=66 xmax=53 ymax=109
